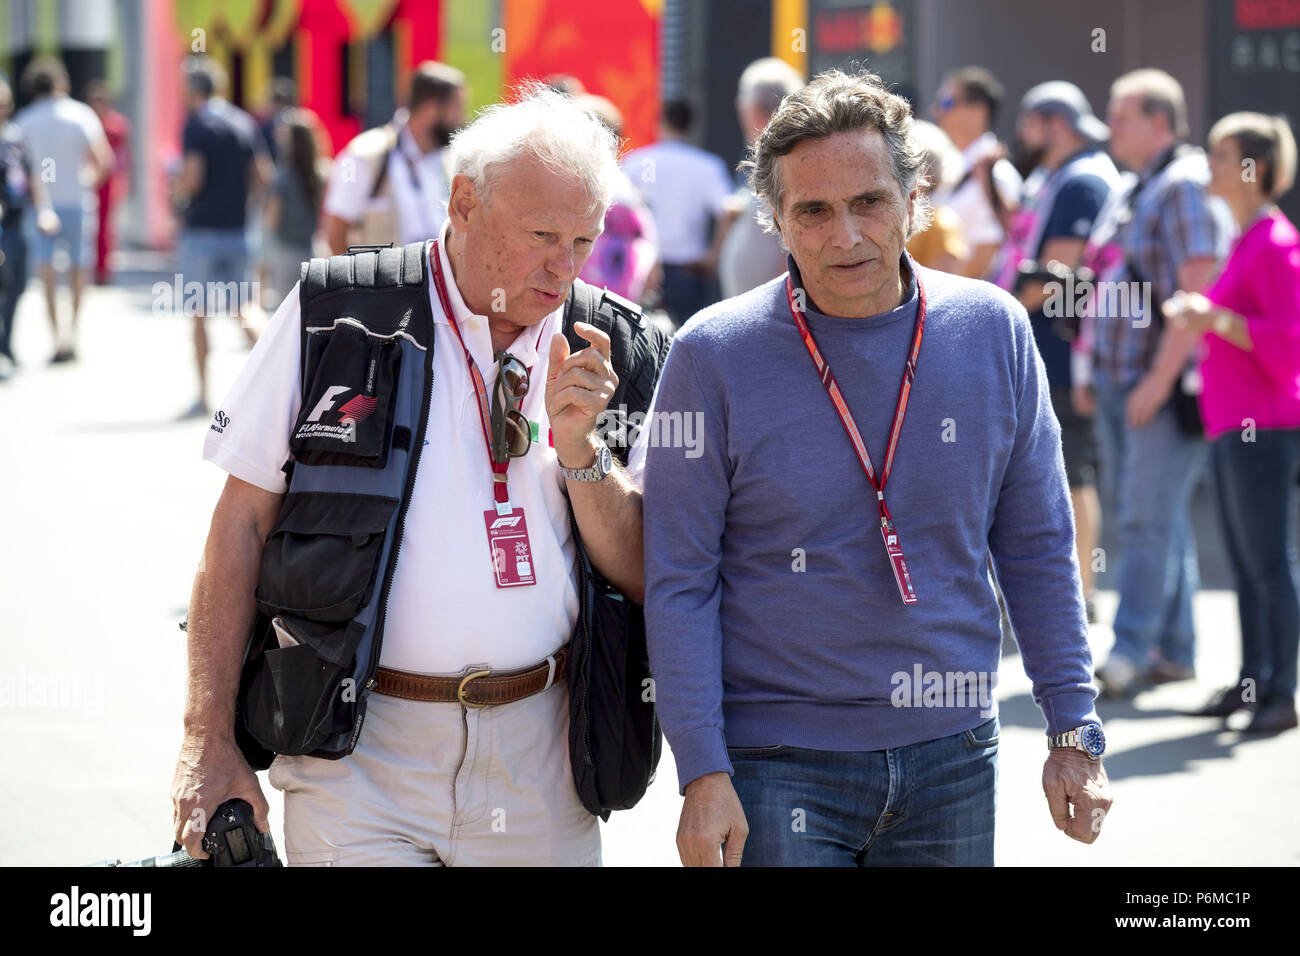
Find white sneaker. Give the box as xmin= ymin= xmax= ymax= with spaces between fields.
xmin=1097 ymin=653 xmax=1139 ymax=698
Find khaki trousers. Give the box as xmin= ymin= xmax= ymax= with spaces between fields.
xmin=268 ymin=678 xmax=601 ymax=866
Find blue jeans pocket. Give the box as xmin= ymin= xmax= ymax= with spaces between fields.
xmin=726 ymin=744 xmax=789 ymax=759
xmin=962 ymin=716 xmax=999 ymax=750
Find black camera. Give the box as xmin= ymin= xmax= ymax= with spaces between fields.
xmin=90 ymin=798 xmax=282 ymax=867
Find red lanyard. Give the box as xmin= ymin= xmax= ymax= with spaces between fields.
xmin=785 ymin=271 xmax=927 ymax=604
xmin=429 ymin=239 xmax=543 ymax=514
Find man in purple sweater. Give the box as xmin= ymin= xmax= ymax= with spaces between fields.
xmin=634 ymin=70 xmax=1112 ymax=866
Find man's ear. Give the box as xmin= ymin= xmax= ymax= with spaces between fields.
xmin=447 ymin=173 xmax=478 ymax=231
xmin=906 ymin=186 xmax=918 ymax=237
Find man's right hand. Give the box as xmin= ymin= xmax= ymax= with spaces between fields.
xmin=170 ymin=734 xmax=270 ymax=859
xmin=676 ymin=771 xmax=748 ymax=867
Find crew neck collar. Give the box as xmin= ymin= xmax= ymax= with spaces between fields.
xmin=786 ymin=253 xmax=919 ymax=327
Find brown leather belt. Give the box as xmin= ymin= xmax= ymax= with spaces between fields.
xmin=373 ymin=645 xmax=568 ymax=708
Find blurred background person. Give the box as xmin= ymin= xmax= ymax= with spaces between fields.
xmin=13 ymin=56 xmax=112 ymax=363
xmin=572 ymin=93 xmax=659 ymax=305
xmin=1165 ymin=112 xmax=1300 ymax=733
xmin=172 ymin=55 xmax=271 ymax=419
xmin=622 ymin=99 xmax=733 ymax=326
xmin=931 ymin=66 xmax=1022 ymax=279
xmin=905 ymin=118 xmax=968 ymax=272
xmin=1086 ymin=69 xmax=1233 ymax=698
xmin=261 ymin=108 xmax=326 ymax=303
xmin=994 ymin=82 xmax=1120 ymax=622
xmin=258 ymin=76 xmax=298 ymax=162
xmin=1 ymin=74 xmax=55 ymax=377
xmin=717 ymin=56 xmax=804 ymax=299
xmin=85 ymin=79 xmax=130 ymax=287
xmin=321 ymin=61 xmax=467 ymax=253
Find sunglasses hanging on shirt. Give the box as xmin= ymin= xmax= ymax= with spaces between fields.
xmin=490 ymin=351 xmax=533 ymax=463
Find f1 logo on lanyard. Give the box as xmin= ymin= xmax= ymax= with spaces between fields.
xmin=785 ymin=271 xmax=926 ymax=605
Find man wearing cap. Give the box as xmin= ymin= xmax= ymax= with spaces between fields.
xmin=992 ymin=81 xmax=1122 ymax=624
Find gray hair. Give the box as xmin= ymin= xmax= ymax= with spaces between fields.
xmin=1110 ymin=68 xmax=1188 ymax=139
xmin=448 ymin=82 xmax=620 ymax=212
xmin=743 ymin=69 xmax=932 ymax=239
xmin=736 ymin=57 xmax=805 ymax=119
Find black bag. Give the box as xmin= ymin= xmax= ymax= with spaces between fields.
xmin=1129 ymin=259 xmax=1204 ymax=438
xmin=562 ymin=282 xmax=671 ymax=818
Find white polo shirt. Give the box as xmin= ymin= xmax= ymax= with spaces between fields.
xmin=940 ymin=131 xmax=1023 ymax=250
xmin=322 ymin=120 xmax=451 ymax=244
xmin=203 ymin=222 xmax=578 ymax=674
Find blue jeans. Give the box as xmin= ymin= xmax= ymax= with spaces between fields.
xmin=0 ymin=218 xmax=28 ymax=356
xmin=1211 ymin=430 xmax=1300 ymax=703
xmin=27 ymin=202 xmax=94 ymax=268
xmin=660 ymin=263 xmax=719 ymax=328
xmin=1093 ymin=382 xmax=1206 ymax=669
xmin=728 ymin=716 xmax=998 ymax=866
xmin=178 ymin=227 xmax=250 ymax=316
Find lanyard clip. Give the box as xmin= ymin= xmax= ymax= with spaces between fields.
xmin=493 ymin=473 xmax=512 ymax=516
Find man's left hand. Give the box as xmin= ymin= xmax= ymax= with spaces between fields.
xmin=546 ymin=322 xmax=619 ymax=467
xmin=1042 ymin=749 xmax=1113 ymax=843
xmin=1125 ymin=372 xmax=1172 ymax=429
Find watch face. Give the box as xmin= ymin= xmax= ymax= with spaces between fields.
xmin=1081 ymin=723 xmax=1105 ymax=756
xmin=598 ymin=443 xmax=612 ymax=472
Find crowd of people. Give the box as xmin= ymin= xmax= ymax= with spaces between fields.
xmin=907 ymin=65 xmax=1298 ymax=734
xmin=3 ymin=51 xmax=1297 ymax=734
xmin=2 ymin=46 xmax=1297 ymax=867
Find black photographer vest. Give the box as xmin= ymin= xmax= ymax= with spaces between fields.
xmin=235 ymin=240 xmax=668 ymax=817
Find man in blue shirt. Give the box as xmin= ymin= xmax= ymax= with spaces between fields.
xmin=994 ymin=82 xmax=1122 ymax=623
xmin=635 ymin=70 xmax=1111 ymax=867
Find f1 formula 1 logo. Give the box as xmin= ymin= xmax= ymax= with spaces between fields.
xmin=305 ymin=385 xmax=377 ymax=425
xmin=489 ymin=515 xmax=523 ymax=530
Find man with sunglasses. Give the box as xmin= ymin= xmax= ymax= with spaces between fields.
xmin=930 ymin=66 xmax=1022 ymax=280
xmin=173 ymin=86 xmax=657 ymax=866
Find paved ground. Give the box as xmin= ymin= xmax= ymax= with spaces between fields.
xmin=1 ymin=263 xmax=1295 ymax=867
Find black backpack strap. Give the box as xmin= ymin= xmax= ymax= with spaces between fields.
xmin=562 ymin=280 xmax=669 ymax=465
xmin=296 ymin=240 xmax=430 ymax=384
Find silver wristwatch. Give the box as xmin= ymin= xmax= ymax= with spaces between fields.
xmin=559 ymin=442 xmax=613 ymax=482
xmin=1047 ymin=722 xmax=1106 ymax=760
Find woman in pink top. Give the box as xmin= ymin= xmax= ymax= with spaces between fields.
xmin=1164 ymin=112 xmax=1300 ymax=733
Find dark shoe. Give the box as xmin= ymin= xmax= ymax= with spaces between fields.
xmin=1190 ymin=685 xmax=1253 ymax=717
xmin=50 ymin=348 xmax=73 ymax=364
xmin=1085 ymin=598 xmax=1098 ymax=624
xmin=1145 ymin=656 xmax=1195 ymax=685
xmin=1241 ymin=699 xmax=1298 ymax=734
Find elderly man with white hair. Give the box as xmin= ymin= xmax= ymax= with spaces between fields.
xmin=170 ymin=85 xmax=662 ymax=866
xmin=638 ymin=69 xmax=1111 ymax=866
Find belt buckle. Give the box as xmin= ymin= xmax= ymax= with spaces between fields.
xmin=457 ymin=667 xmax=492 ymax=709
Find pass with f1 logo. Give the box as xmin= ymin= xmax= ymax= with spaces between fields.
xmin=482 ymin=508 xmax=538 ymax=588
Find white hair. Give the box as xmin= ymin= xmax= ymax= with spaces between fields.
xmin=736 ymin=57 xmax=805 ymax=118
xmin=448 ymin=82 xmax=621 ymax=211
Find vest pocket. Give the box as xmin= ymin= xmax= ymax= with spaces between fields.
xmin=255 ymin=492 xmax=399 ymax=622
xmin=290 ymin=320 xmax=404 ymax=468
xmin=245 ymin=615 xmax=366 ymax=755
